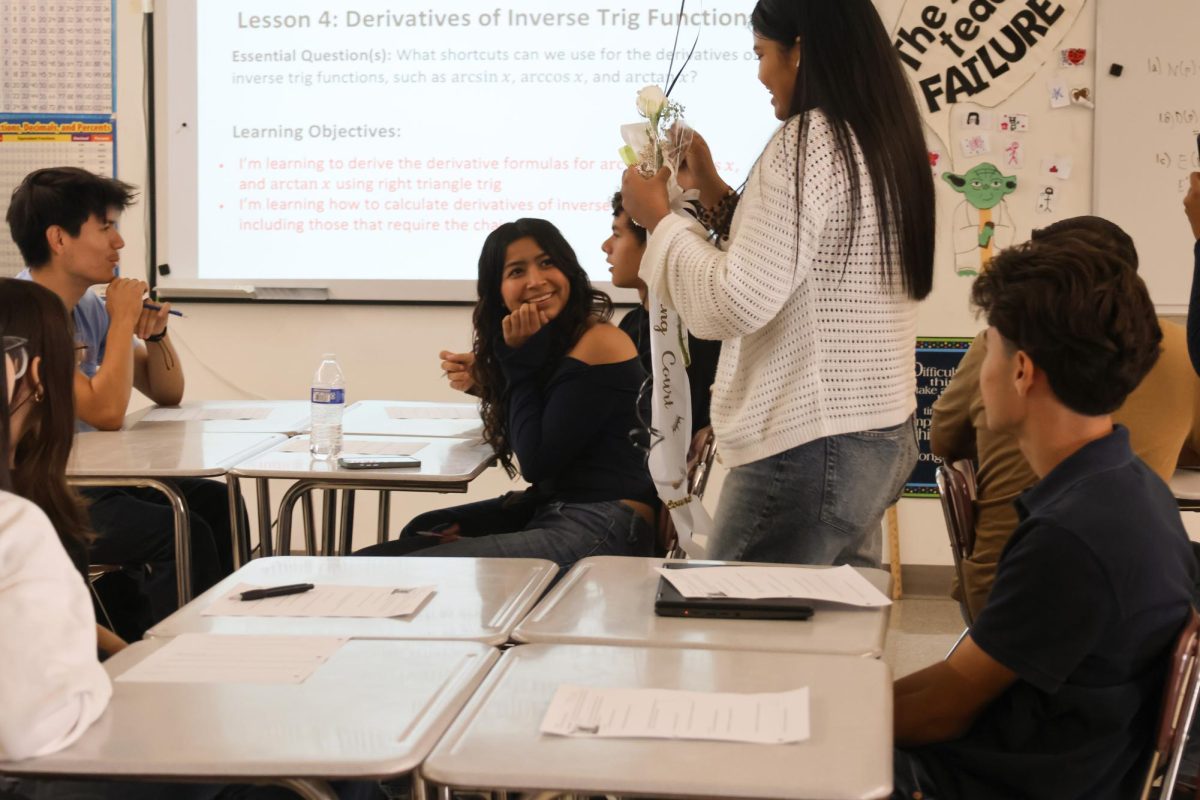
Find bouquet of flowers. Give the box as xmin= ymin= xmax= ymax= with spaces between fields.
xmin=620 ymin=85 xmax=688 ymax=177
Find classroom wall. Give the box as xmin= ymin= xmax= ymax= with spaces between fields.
xmin=110 ymin=0 xmax=1115 ymax=566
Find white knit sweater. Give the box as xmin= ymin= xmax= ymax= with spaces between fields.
xmin=640 ymin=111 xmax=918 ymax=468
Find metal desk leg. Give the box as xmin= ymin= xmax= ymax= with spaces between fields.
xmin=377 ymin=490 xmax=391 ymax=544
xmin=277 ymin=481 xmax=316 ymax=555
xmin=321 ymin=489 xmax=337 ymax=555
xmin=227 ymin=475 xmax=246 ymax=569
xmin=255 ymin=478 xmax=273 ymax=557
xmin=69 ymin=477 xmax=192 ymax=605
xmin=302 ymin=491 xmax=316 ymax=556
xmin=338 ymin=489 xmax=357 ymax=555
xmin=271 ymin=778 xmax=338 ymax=800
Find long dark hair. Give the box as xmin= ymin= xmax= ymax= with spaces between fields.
xmin=471 ymin=219 xmax=613 ymax=477
xmin=751 ymin=0 xmax=935 ymax=300
xmin=0 ymin=279 xmax=92 ymax=551
xmin=0 ymin=348 xmax=12 ymax=494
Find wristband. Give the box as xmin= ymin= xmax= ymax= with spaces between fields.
xmin=146 ymin=327 xmax=168 ymax=343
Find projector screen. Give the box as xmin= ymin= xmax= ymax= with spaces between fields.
xmin=153 ymin=1 xmax=779 ymax=302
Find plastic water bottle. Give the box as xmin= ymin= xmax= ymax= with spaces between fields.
xmin=309 ymin=353 xmax=345 ymax=460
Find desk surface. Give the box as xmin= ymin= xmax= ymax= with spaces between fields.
xmin=0 ymin=638 xmax=498 ymax=781
xmin=423 ymin=643 xmax=892 ymax=800
xmin=124 ymin=400 xmax=315 ymax=435
xmin=148 ymin=556 xmax=557 ymax=645
xmin=513 ymin=557 xmax=893 ymax=657
xmin=228 ymin=434 xmax=493 ymax=485
xmin=1171 ymin=468 xmax=1200 ymax=501
xmin=342 ymin=400 xmax=483 ymax=439
xmin=68 ymin=430 xmax=286 ymax=478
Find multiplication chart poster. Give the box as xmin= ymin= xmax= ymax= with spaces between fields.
xmin=0 ymin=0 xmax=114 ymax=114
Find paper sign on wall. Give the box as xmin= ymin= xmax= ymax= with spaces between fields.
xmin=891 ymin=0 xmax=1086 ymax=149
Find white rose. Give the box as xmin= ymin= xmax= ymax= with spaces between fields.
xmin=636 ymin=85 xmax=668 ymax=118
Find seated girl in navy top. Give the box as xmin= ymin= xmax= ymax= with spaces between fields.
xmin=360 ymin=218 xmax=656 ymax=567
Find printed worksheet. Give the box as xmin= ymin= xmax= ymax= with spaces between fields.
xmin=541 ymin=685 xmax=811 ymax=744
xmin=656 ymin=564 xmax=892 ymax=607
xmin=116 ymin=634 xmax=345 ymax=684
xmin=203 ymin=583 xmax=436 ymax=618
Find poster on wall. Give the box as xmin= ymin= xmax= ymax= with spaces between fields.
xmin=904 ymin=336 xmax=974 ymax=499
xmin=891 ymin=0 xmax=1087 ymax=151
xmin=0 ymin=0 xmax=115 ymax=115
xmin=0 ymin=115 xmax=116 ymax=277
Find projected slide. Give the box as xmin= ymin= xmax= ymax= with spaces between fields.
xmin=158 ymin=1 xmax=779 ymax=299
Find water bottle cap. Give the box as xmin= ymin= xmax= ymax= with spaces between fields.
xmin=322 ymin=352 xmax=337 ymax=360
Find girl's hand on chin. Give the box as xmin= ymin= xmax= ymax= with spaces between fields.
xmin=502 ymin=302 xmax=550 ymax=349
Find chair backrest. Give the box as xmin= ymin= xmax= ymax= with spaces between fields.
xmin=656 ymin=428 xmax=719 ymax=559
xmin=689 ymin=428 xmax=717 ymax=500
xmin=1142 ymin=607 xmax=1200 ymax=800
xmin=936 ymin=461 xmax=977 ymax=555
xmin=936 ymin=460 xmax=978 ymax=623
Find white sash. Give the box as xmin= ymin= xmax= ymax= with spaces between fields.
xmin=646 ymin=288 xmax=712 ymax=558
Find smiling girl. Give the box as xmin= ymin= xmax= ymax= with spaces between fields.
xmin=360 ymin=218 xmax=656 ymax=568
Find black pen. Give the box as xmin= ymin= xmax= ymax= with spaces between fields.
xmin=239 ymin=582 xmax=315 ymax=601
xmin=143 ymin=301 xmax=185 ymax=318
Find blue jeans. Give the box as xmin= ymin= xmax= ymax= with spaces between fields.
xmin=709 ymin=416 xmax=917 ymax=566
xmin=357 ymin=496 xmax=655 ymax=570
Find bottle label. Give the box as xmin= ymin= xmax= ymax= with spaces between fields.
xmin=311 ymin=388 xmax=345 ymax=404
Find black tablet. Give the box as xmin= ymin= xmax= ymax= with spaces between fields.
xmin=653 ymin=563 xmax=815 ymax=620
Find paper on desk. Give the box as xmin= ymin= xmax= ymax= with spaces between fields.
xmin=203 ymin=583 xmax=436 ymax=618
xmin=116 ymin=634 xmax=344 ymax=684
xmin=541 ymin=685 xmax=810 ymax=744
xmin=385 ymin=405 xmax=479 ymax=420
xmin=278 ymin=439 xmax=427 ymax=456
xmin=655 ymin=564 xmax=891 ymax=607
xmin=143 ymin=407 xmax=273 ymax=421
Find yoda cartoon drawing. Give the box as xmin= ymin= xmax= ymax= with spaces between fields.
xmin=943 ymin=163 xmax=1017 ymax=276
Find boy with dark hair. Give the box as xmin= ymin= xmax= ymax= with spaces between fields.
xmin=6 ymin=167 xmax=234 ymax=634
xmin=893 ymin=237 xmax=1196 ymax=800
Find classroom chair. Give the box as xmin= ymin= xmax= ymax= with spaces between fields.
xmin=656 ymin=428 xmax=718 ymax=559
xmin=1141 ymin=607 xmax=1200 ymax=800
xmin=935 ymin=459 xmax=978 ymax=626
xmin=86 ymin=563 xmax=121 ymax=631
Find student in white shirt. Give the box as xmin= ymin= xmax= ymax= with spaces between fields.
xmin=0 ymin=299 xmax=111 ymax=763
xmin=620 ymin=0 xmax=935 ymax=566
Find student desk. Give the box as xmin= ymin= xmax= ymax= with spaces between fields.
xmin=227 ymin=434 xmax=495 ymax=559
xmin=341 ymin=400 xmax=483 ymax=439
xmin=421 ymin=643 xmax=893 ymax=800
xmin=123 ymin=400 xmax=318 ymax=435
xmin=0 ymin=638 xmax=500 ymax=800
xmin=147 ymin=555 xmax=556 ymax=645
xmin=67 ymin=429 xmax=286 ymax=604
xmin=1171 ymin=468 xmax=1200 ymax=512
xmin=512 ymin=556 xmax=893 ymax=657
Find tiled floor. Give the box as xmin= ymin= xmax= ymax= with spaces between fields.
xmin=883 ymin=593 xmax=966 ymax=678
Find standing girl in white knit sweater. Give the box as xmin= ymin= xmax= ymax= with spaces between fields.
xmin=621 ymin=0 xmax=935 ymax=566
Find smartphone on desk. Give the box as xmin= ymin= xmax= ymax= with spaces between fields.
xmin=336 ymin=455 xmax=421 ymax=469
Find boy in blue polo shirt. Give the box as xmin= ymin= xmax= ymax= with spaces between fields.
xmin=892 ymin=234 xmax=1196 ymax=799
xmin=6 ymin=167 xmax=235 ymax=635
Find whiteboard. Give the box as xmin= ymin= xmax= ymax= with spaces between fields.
xmin=1094 ymin=0 xmax=1200 ymax=313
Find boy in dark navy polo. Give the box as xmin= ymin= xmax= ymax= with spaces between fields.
xmin=891 ymin=235 xmax=1196 ymax=800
